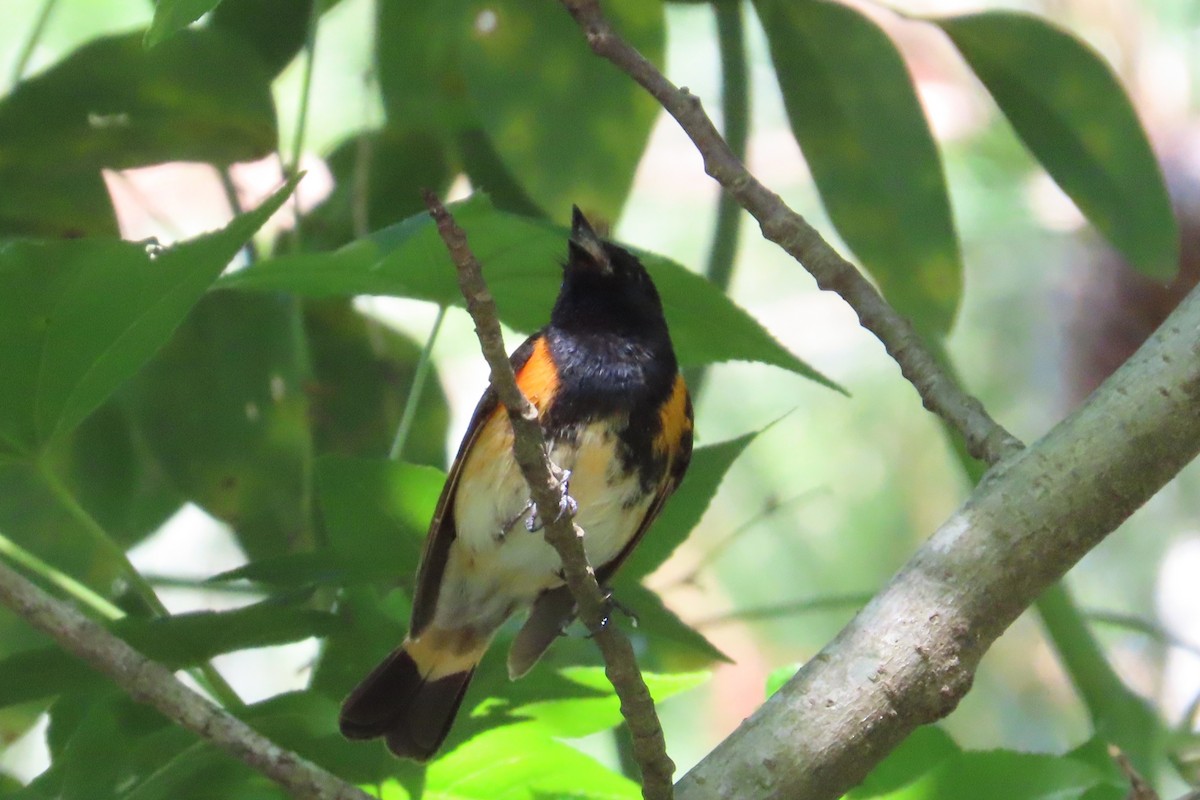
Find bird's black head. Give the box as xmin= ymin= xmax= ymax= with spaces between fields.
xmin=550 ymin=207 xmax=669 ymax=341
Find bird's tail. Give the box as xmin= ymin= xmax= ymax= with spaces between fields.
xmin=338 ymin=627 xmax=487 ymax=761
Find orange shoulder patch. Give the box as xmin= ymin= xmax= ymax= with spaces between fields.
xmin=514 ymin=336 xmax=560 ymax=413
xmin=654 ymin=374 xmax=692 ymax=456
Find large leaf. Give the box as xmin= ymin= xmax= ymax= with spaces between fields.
xmin=375 ymin=0 xmax=474 ymax=135
xmin=426 ymin=725 xmax=639 ymax=799
xmin=209 ymin=0 xmax=316 ymax=76
xmin=937 ymin=11 xmax=1178 ymax=280
xmin=301 ymin=127 xmax=452 ymax=253
xmin=222 ymin=195 xmax=838 ymax=387
xmin=126 ymin=290 xmax=316 ymax=561
xmin=847 ymin=726 xmax=960 ymax=798
xmin=0 ymin=29 xmax=276 ymax=168
xmin=508 ymin=666 xmax=707 ymax=739
xmin=869 ymin=750 xmax=1118 ymax=800
xmin=460 ymin=0 xmax=664 ymax=222
xmin=755 ymin=0 xmax=962 ymax=338
xmin=621 ymin=430 xmax=760 ymax=580
xmin=0 ymin=600 xmax=337 ymax=709
xmin=315 ymin=455 xmax=444 ymax=583
xmin=304 ymin=299 xmax=450 ymax=466
xmin=0 ymin=29 xmax=277 ymax=236
xmin=0 ymin=176 xmax=298 ymax=459
xmin=620 ymin=582 xmax=730 ymax=668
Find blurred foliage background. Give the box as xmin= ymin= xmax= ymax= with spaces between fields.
xmin=2 ymin=0 xmax=1200 ymax=798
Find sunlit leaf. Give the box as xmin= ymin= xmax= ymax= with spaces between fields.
xmin=510 ymin=667 xmax=707 ymax=738
xmin=426 ymin=725 xmax=639 ymax=799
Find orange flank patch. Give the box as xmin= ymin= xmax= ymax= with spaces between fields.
xmin=405 ymin=626 xmax=490 ymax=680
xmin=514 ymin=337 xmax=559 ymax=412
xmin=655 ymin=374 xmax=691 ymax=457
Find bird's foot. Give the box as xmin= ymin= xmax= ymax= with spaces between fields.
xmin=525 ymin=470 xmax=577 ymax=532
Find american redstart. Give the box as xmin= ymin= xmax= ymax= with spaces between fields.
xmin=338 ymin=207 xmax=693 ymax=760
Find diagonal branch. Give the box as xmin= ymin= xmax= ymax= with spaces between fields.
xmin=673 ymin=280 xmax=1200 ymax=798
xmin=421 ymin=191 xmax=676 ymax=800
xmin=0 ymin=557 xmax=375 ymax=800
xmin=557 ymin=0 xmax=1021 ymax=466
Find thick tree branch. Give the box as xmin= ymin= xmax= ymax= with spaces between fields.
xmin=422 ymin=191 xmax=675 ymax=800
xmin=676 ymin=283 xmax=1200 ymax=798
xmin=557 ymin=0 xmax=1021 ymax=466
xmin=0 ymin=558 xmax=374 ymax=800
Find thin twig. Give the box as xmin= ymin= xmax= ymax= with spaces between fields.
xmin=421 ymin=191 xmax=675 ymax=800
xmin=556 ymin=0 xmax=1022 ymax=466
xmin=0 ymin=558 xmax=375 ymax=800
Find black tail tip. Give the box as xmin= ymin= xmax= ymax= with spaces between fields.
xmin=338 ymin=648 xmax=476 ymax=761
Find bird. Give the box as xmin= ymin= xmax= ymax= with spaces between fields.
xmin=338 ymin=206 xmax=693 ymax=761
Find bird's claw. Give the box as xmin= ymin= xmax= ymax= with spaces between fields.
xmin=585 ymin=591 xmax=638 ymax=637
xmin=525 ymin=470 xmax=577 ymax=532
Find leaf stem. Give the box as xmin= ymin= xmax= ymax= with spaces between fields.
xmin=287 ymin=0 xmax=322 ymax=250
xmin=389 ymin=305 xmax=448 ymax=461
xmin=0 ymin=528 xmax=123 ymax=620
xmin=9 ymin=0 xmax=58 ymax=85
xmin=36 ymin=458 xmax=246 ymax=710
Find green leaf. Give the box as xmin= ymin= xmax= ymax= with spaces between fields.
xmin=622 ymin=430 xmax=760 ymax=580
xmin=0 ymin=176 xmax=298 ymax=458
xmin=223 ymin=195 xmax=837 ymax=386
xmin=0 ymin=32 xmax=277 ymax=218
xmin=210 ymin=0 xmax=316 ymax=76
xmin=52 ymin=398 xmax=182 ymax=547
xmin=59 ymin=694 xmax=130 ymax=800
xmin=847 ymin=727 xmax=960 ymax=798
xmin=315 ymin=455 xmax=445 ymax=584
xmin=304 ymin=299 xmax=450 ymax=467
xmin=208 ymin=549 xmax=347 ymax=588
xmin=620 ymin=582 xmax=730 ymax=668
xmin=145 ymin=0 xmax=224 ymax=47
xmin=301 ymin=128 xmax=452 ymax=253
xmin=126 ymin=290 xmax=316 ymax=561
xmin=937 ymin=11 xmax=1178 ymax=280
xmin=460 ymin=0 xmax=664 ymax=221
xmin=754 ymin=0 xmax=961 ymax=338
xmin=509 ymin=667 xmax=707 ymax=739
xmin=0 ymin=599 xmax=336 ymax=709
xmin=765 ymin=662 xmax=799 ymax=698
xmin=873 ymin=749 xmax=1115 ymax=800
xmin=426 ymin=725 xmax=639 ymax=798
xmin=375 ymin=0 xmax=474 ymax=136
